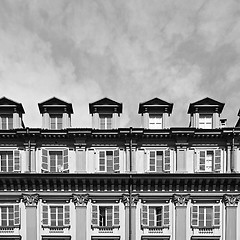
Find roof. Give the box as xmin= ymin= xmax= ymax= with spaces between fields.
xmin=38 ymin=97 xmax=73 ymax=114
xmin=138 ymin=97 xmax=173 ymax=114
xmin=89 ymin=97 xmax=122 ymax=114
xmin=187 ymin=97 xmax=225 ymax=114
xmin=0 ymin=97 xmax=25 ymax=113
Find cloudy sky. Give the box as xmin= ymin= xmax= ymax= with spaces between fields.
xmin=0 ymin=0 xmax=240 ymax=128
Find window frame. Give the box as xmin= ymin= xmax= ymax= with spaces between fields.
xmin=99 ymin=114 xmax=112 ymax=130
xmin=0 ymin=114 xmax=13 ymax=130
xmin=0 ymin=204 xmax=20 ymax=228
xmin=0 ymin=149 xmax=20 ymax=173
xmin=49 ymin=114 xmax=63 ymax=130
xmin=199 ymin=114 xmax=213 ymax=129
xmin=149 ymin=114 xmax=163 ymax=129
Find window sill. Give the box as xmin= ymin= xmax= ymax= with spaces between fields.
xmin=0 ymin=225 xmax=20 ymax=230
xmin=91 ymin=225 xmax=120 ymax=229
xmin=42 ymin=225 xmax=70 ymax=230
xmin=141 ymin=226 xmax=169 ymax=229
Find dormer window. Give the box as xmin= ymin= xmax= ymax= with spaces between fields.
xmin=149 ymin=114 xmax=163 ymax=129
xmin=199 ymin=114 xmax=212 ymax=129
xmin=99 ymin=114 xmax=112 ymax=130
xmin=0 ymin=114 xmax=13 ymax=130
xmin=50 ymin=114 xmax=63 ymax=130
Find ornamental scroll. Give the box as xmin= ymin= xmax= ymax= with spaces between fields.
xmin=22 ymin=194 xmax=39 ymax=206
xmin=173 ymin=194 xmax=190 ymax=206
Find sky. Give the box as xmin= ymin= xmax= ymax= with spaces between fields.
xmin=0 ymin=0 xmax=240 ymax=128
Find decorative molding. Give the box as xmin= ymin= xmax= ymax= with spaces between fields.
xmin=223 ymin=194 xmax=240 ymax=206
xmin=122 ymin=194 xmax=139 ymax=206
xmin=72 ymin=194 xmax=89 ymax=206
xmin=22 ymin=194 xmax=39 ymax=206
xmin=172 ymin=194 xmax=190 ymax=206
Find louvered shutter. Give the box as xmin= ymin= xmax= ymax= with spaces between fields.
xmin=163 ymin=150 xmax=170 ymax=172
xmin=113 ymin=205 xmax=119 ymax=225
xmin=14 ymin=205 xmax=20 ymax=225
xmin=141 ymin=205 xmax=148 ymax=226
xmin=99 ymin=151 xmax=106 ymax=171
xmin=163 ymin=205 xmax=169 ymax=226
xmin=149 ymin=151 xmax=156 ymax=172
xmin=42 ymin=205 xmax=49 ymax=225
xmin=13 ymin=150 xmax=20 ymax=172
xmin=214 ymin=150 xmax=221 ymax=172
xmin=42 ymin=149 xmax=49 ymax=172
xmin=114 ymin=150 xmax=119 ymax=172
xmin=199 ymin=151 xmax=206 ymax=171
xmin=64 ymin=205 xmax=70 ymax=225
xmin=63 ymin=149 xmax=68 ymax=172
xmin=213 ymin=205 xmax=220 ymax=227
xmin=191 ymin=206 xmax=199 ymax=227
xmin=106 ymin=207 xmax=113 ymax=226
xmin=92 ymin=205 xmax=98 ymax=226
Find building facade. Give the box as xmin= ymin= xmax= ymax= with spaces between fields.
xmin=0 ymin=96 xmax=239 ymax=240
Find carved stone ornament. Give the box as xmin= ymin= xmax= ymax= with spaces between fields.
xmin=173 ymin=194 xmax=190 ymax=206
xmin=223 ymin=194 xmax=240 ymax=206
xmin=72 ymin=194 xmax=89 ymax=206
xmin=122 ymin=194 xmax=139 ymax=206
xmin=22 ymin=194 xmax=39 ymax=206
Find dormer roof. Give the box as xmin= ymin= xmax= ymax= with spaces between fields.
xmin=187 ymin=97 xmax=224 ymax=114
xmin=0 ymin=97 xmax=25 ymax=113
xmin=38 ymin=97 xmax=73 ymax=114
xmin=138 ymin=98 xmax=173 ymax=114
xmin=89 ymin=97 xmax=122 ymax=114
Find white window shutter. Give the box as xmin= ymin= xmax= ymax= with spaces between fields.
xmin=92 ymin=205 xmax=98 ymax=226
xmin=13 ymin=150 xmax=20 ymax=172
xmin=63 ymin=149 xmax=69 ymax=172
xmin=42 ymin=205 xmax=49 ymax=225
xmin=114 ymin=150 xmax=119 ymax=172
xmin=191 ymin=206 xmax=199 ymax=227
xmin=14 ymin=205 xmax=20 ymax=225
xmin=163 ymin=205 xmax=169 ymax=226
xmin=99 ymin=151 xmax=106 ymax=172
xmin=214 ymin=150 xmax=221 ymax=172
xmin=213 ymin=205 xmax=220 ymax=227
xmin=163 ymin=150 xmax=170 ymax=172
xmin=149 ymin=151 xmax=156 ymax=172
xmin=141 ymin=205 xmax=148 ymax=226
xmin=145 ymin=151 xmax=149 ymax=172
xmin=42 ymin=149 xmax=49 ymax=172
xmin=106 ymin=207 xmax=113 ymax=226
xmin=114 ymin=205 xmax=119 ymax=225
xmin=199 ymin=151 xmax=206 ymax=171
xmin=64 ymin=205 xmax=70 ymax=225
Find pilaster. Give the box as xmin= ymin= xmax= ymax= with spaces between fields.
xmin=63 ymin=108 xmax=68 ymax=128
xmin=143 ymin=111 xmax=149 ymax=129
xmin=176 ymin=146 xmax=187 ymax=173
xmin=75 ymin=144 xmax=87 ymax=173
xmin=42 ymin=110 xmax=49 ymax=129
xmin=13 ymin=108 xmax=20 ymax=128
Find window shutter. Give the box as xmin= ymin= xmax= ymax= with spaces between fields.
xmin=141 ymin=205 xmax=148 ymax=226
xmin=99 ymin=151 xmax=106 ymax=171
xmin=63 ymin=149 xmax=69 ymax=172
xmin=163 ymin=150 xmax=170 ymax=172
xmin=214 ymin=150 xmax=221 ymax=172
xmin=42 ymin=205 xmax=49 ymax=225
xmin=42 ymin=149 xmax=49 ymax=172
xmin=92 ymin=205 xmax=98 ymax=226
xmin=106 ymin=207 xmax=113 ymax=226
xmin=156 ymin=151 xmax=163 ymax=172
xmin=114 ymin=150 xmax=119 ymax=172
xmin=191 ymin=206 xmax=199 ymax=227
xmin=213 ymin=205 xmax=220 ymax=227
xmin=163 ymin=205 xmax=169 ymax=226
xmin=64 ymin=205 xmax=70 ymax=225
xmin=199 ymin=151 xmax=206 ymax=171
xmin=149 ymin=151 xmax=156 ymax=172
xmin=13 ymin=150 xmax=20 ymax=172
xmin=114 ymin=205 xmax=119 ymax=225
xmin=14 ymin=205 xmax=20 ymax=225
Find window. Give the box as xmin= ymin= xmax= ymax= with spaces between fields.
xmin=191 ymin=205 xmax=220 ymax=228
xmin=149 ymin=114 xmax=163 ymax=129
xmin=0 ymin=150 xmax=20 ymax=172
xmin=199 ymin=114 xmax=213 ymax=129
xmin=92 ymin=205 xmax=119 ymax=227
xmin=50 ymin=114 xmax=63 ymax=130
xmin=141 ymin=205 xmax=169 ymax=228
xmin=0 ymin=114 xmax=13 ymax=130
xmin=148 ymin=150 xmax=170 ymax=172
xmin=99 ymin=150 xmax=119 ymax=172
xmin=197 ymin=150 xmax=221 ymax=172
xmin=42 ymin=149 xmax=68 ymax=173
xmin=99 ymin=114 xmax=112 ymax=129
xmin=42 ymin=205 xmax=70 ymax=227
xmin=0 ymin=205 xmax=20 ymax=227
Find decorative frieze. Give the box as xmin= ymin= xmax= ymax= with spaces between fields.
xmin=122 ymin=194 xmax=139 ymax=206
xmin=173 ymin=194 xmax=190 ymax=206
xmin=72 ymin=194 xmax=89 ymax=206
xmin=223 ymin=194 xmax=240 ymax=206
xmin=22 ymin=194 xmax=39 ymax=206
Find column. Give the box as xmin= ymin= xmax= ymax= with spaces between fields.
xmin=72 ymin=194 xmax=89 ymax=240
xmin=122 ymin=194 xmax=139 ymax=240
xmin=92 ymin=113 xmax=98 ymax=129
xmin=13 ymin=109 xmax=20 ymax=128
xmin=22 ymin=194 xmax=39 ymax=240
xmin=31 ymin=145 xmax=36 ymax=172
xmin=163 ymin=112 xmax=169 ymax=129
xmin=143 ymin=112 xmax=149 ymax=128
xmin=173 ymin=194 xmax=190 ymax=240
xmin=75 ymin=145 xmax=87 ymax=173
xmin=43 ymin=112 xmax=49 ymax=129
xmin=113 ymin=111 xmax=118 ymax=128
xmin=63 ymin=109 xmax=69 ymax=128
xmin=226 ymin=146 xmax=231 ymax=173
xmin=223 ymin=194 xmax=240 ymax=240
